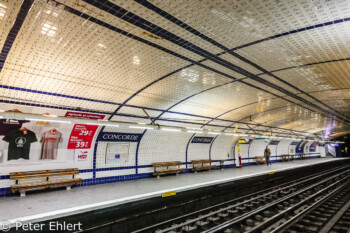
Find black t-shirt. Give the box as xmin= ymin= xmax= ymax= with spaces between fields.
xmin=0 ymin=119 xmax=30 ymax=135
xmin=3 ymin=129 xmax=38 ymax=160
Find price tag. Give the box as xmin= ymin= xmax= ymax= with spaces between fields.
xmin=67 ymin=124 xmax=98 ymax=149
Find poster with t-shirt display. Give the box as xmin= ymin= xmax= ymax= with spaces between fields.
xmin=40 ymin=129 xmax=63 ymax=160
xmin=0 ymin=119 xmax=30 ymax=135
xmin=2 ymin=128 xmax=37 ymax=160
xmin=0 ymin=108 xmax=101 ymax=175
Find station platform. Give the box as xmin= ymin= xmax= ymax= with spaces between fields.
xmin=1 ymin=157 xmax=349 ymax=227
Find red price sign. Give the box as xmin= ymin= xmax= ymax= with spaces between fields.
xmin=67 ymin=124 xmax=99 ymax=149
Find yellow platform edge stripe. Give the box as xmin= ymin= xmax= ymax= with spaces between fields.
xmin=162 ymin=191 xmax=176 ymax=197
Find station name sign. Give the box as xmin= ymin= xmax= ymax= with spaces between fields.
xmin=97 ymin=132 xmax=143 ymax=142
xmin=191 ymin=137 xmax=214 ymax=144
xmin=269 ymin=140 xmax=280 ymax=145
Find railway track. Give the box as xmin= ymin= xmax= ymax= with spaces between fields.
xmin=270 ymin=179 xmax=350 ymax=233
xmin=131 ymin=164 xmax=350 ymax=233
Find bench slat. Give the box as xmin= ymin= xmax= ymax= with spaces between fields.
xmin=152 ymin=161 xmax=182 ymax=167
xmin=154 ymin=168 xmax=186 ymax=174
xmin=193 ymin=165 xmax=216 ymax=170
xmin=10 ymin=169 xmax=79 ymax=180
xmin=11 ymin=171 xmax=80 ymax=180
xmin=11 ymin=178 xmax=82 ymax=192
xmin=191 ymin=160 xmax=213 ymax=164
xmin=256 ymin=156 xmax=266 ymax=164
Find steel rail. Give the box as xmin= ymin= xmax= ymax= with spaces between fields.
xmin=131 ymin=165 xmax=350 ymax=233
xmin=252 ymin=179 xmax=350 ymax=232
xmin=203 ymin=168 xmax=350 ymax=233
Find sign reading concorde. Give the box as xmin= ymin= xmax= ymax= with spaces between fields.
xmin=97 ymin=132 xmax=144 ymax=142
xmin=191 ymin=137 xmax=214 ymax=144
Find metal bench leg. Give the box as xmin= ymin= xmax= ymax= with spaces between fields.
xmin=157 ymin=175 xmax=160 ymax=179
xmin=20 ymin=191 xmax=26 ymax=197
xmin=66 ymin=186 xmax=71 ymax=190
xmin=176 ymin=173 xmax=179 ymax=176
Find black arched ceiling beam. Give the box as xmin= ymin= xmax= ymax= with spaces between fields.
xmin=82 ymin=0 xmax=350 ymax=124
xmin=0 ymin=82 xmax=311 ymax=135
xmin=42 ymin=0 xmax=346 ymax=131
xmin=220 ymin=102 xmax=334 ymax=133
xmin=134 ymin=0 xmax=350 ymax=120
xmin=0 ymin=0 xmax=34 ymax=73
xmin=243 ymin=113 xmax=320 ymax=134
xmin=8 ymin=0 xmax=342 ymax=136
xmin=152 ymin=58 xmax=350 ymax=122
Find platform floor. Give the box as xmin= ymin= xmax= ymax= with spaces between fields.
xmin=1 ymin=157 xmax=349 ymax=225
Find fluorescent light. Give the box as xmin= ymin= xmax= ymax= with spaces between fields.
xmin=239 ymin=134 xmax=248 ymax=136
xmin=208 ymin=132 xmax=221 ymax=135
xmin=25 ymin=118 xmax=71 ymax=124
xmin=129 ymin=126 xmax=154 ymax=130
xmin=161 ymin=128 xmax=181 ymax=132
xmin=187 ymin=130 xmax=203 ymax=134
xmin=0 ymin=116 xmax=3 ymax=119
xmin=224 ymin=133 xmax=235 ymax=136
xmin=43 ymin=114 xmax=58 ymax=117
xmin=186 ymin=127 xmax=203 ymax=131
xmin=86 ymin=123 xmax=119 ymax=127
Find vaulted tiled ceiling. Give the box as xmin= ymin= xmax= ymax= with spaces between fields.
xmin=0 ymin=0 xmax=350 ymax=138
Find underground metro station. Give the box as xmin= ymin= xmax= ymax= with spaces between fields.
xmin=0 ymin=0 xmax=350 ymax=232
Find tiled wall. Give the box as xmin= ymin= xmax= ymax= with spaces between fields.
xmin=0 ymin=132 xmax=325 ymax=197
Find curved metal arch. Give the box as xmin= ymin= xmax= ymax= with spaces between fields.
xmin=153 ymin=58 xmax=350 ymax=124
xmin=134 ymin=0 xmax=350 ymax=120
xmin=80 ymin=0 xmax=350 ymax=124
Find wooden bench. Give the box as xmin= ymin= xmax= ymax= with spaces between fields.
xmin=281 ymin=154 xmax=294 ymax=162
xmin=152 ymin=161 xmax=185 ymax=179
xmin=256 ymin=156 xmax=266 ymax=165
xmin=10 ymin=168 xmax=82 ymax=197
xmin=192 ymin=160 xmax=216 ymax=173
xmin=297 ymin=153 xmax=306 ymax=160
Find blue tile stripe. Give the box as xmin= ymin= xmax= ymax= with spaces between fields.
xmin=0 ymin=98 xmax=301 ymax=138
xmin=135 ymin=129 xmax=147 ymax=174
xmin=3 ymin=155 xmax=316 ymax=180
xmin=209 ymin=135 xmax=219 ymax=160
xmin=0 ymin=156 xmax=321 ymax=197
xmin=0 ymin=96 xmax=310 ymax=136
xmin=0 ymin=0 xmax=34 ymax=72
xmin=3 ymin=0 xmax=344 ymax=133
xmin=0 ymin=159 xmax=238 ymax=180
xmin=134 ymin=0 xmax=350 ymax=121
xmin=185 ymin=134 xmax=196 ymax=169
xmin=1 ymin=1 xmax=348 ymax=130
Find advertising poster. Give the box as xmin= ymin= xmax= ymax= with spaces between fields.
xmin=65 ymin=112 xmax=105 ymax=120
xmin=75 ymin=149 xmax=90 ymax=162
xmin=0 ymin=109 xmax=98 ymax=174
xmin=67 ymin=124 xmax=99 ymax=149
xmin=310 ymin=142 xmax=318 ymax=152
xmin=105 ymin=143 xmax=130 ymax=164
xmin=296 ymin=141 xmax=307 ymax=154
